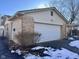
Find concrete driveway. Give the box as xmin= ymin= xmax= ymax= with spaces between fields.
xmin=0 ymin=36 xmax=24 ymax=59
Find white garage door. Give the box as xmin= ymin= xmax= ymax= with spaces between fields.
xmin=34 ymin=23 xmax=61 ymax=42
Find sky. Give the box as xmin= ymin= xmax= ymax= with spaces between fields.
xmin=0 ymin=0 xmax=50 ymax=15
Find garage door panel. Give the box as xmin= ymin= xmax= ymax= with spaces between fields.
xmin=34 ymin=23 xmax=61 ymax=42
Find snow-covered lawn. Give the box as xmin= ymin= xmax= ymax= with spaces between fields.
xmin=11 ymin=49 xmax=22 ymax=55
xmin=24 ymin=46 xmax=79 ymax=59
xmin=10 ymin=36 xmax=79 ymax=59
xmin=68 ymin=37 xmax=74 ymax=40
xmin=69 ymin=40 xmax=79 ymax=48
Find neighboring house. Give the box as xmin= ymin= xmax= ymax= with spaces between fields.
xmin=0 ymin=26 xmax=4 ymax=36
xmin=4 ymin=7 xmax=68 ymax=45
xmin=67 ymin=20 xmax=79 ymax=36
xmin=2 ymin=15 xmax=12 ymax=37
xmin=71 ymin=20 xmax=79 ymax=30
xmin=1 ymin=15 xmax=11 ymax=25
xmin=0 ymin=16 xmax=2 ymax=25
xmin=0 ymin=16 xmax=4 ymax=36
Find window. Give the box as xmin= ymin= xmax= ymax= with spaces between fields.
xmin=51 ymin=11 xmax=53 ymax=16
xmin=13 ymin=28 xmax=15 ymax=32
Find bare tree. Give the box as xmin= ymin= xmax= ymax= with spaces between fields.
xmin=49 ymin=0 xmax=79 ymax=23
xmin=49 ymin=0 xmax=79 ymax=36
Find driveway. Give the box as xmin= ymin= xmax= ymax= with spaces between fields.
xmin=37 ymin=38 xmax=79 ymax=55
xmin=0 ymin=36 xmax=24 ymax=59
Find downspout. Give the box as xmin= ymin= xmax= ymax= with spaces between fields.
xmin=11 ymin=21 xmax=13 ymax=40
xmin=21 ymin=16 xmax=23 ymax=42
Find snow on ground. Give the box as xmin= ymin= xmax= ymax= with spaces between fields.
xmin=32 ymin=46 xmax=45 ymax=50
xmin=68 ymin=37 xmax=74 ymax=40
xmin=15 ymin=49 xmax=22 ymax=55
xmin=24 ymin=46 xmax=79 ymax=59
xmin=11 ymin=49 xmax=22 ymax=55
xmin=69 ymin=40 xmax=79 ymax=48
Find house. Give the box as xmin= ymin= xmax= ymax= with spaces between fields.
xmin=67 ymin=20 xmax=79 ymax=36
xmin=71 ymin=20 xmax=79 ymax=30
xmin=4 ymin=7 xmax=68 ymax=45
xmin=0 ymin=26 xmax=4 ymax=36
xmin=0 ymin=16 xmax=5 ymax=36
xmin=2 ymin=15 xmax=12 ymax=37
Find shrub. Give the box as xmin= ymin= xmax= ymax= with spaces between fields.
xmin=15 ymin=32 xmax=41 ymax=46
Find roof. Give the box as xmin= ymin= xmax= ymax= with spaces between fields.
xmin=67 ymin=23 xmax=79 ymax=27
xmin=1 ymin=15 xmax=11 ymax=22
xmin=1 ymin=15 xmax=11 ymax=19
xmin=9 ymin=7 xmax=68 ymax=23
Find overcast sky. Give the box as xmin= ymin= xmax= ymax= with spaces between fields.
xmin=0 ymin=0 xmax=50 ymax=15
